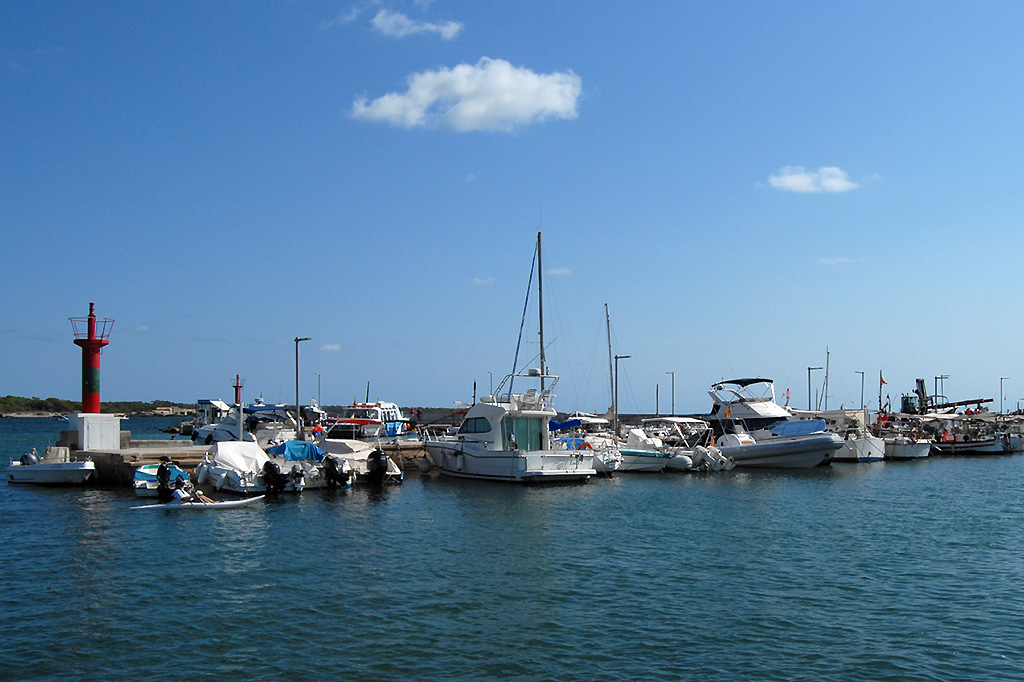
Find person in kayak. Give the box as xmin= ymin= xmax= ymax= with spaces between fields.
xmin=171 ymin=475 xmax=215 ymax=504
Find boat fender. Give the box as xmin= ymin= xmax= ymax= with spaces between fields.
xmin=456 ymin=453 xmax=465 ymax=471
xmin=417 ymin=457 xmax=433 ymax=473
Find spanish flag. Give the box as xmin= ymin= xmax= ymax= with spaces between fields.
xmin=880 ymin=372 xmax=887 ymax=386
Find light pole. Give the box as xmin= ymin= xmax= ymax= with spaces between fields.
xmin=855 ymin=371 xmax=865 ymax=409
xmin=1001 ymin=377 xmax=1009 ymax=414
xmin=294 ymin=337 xmax=311 ymax=434
xmin=666 ymin=371 xmax=675 ymax=416
xmin=614 ymin=354 xmax=631 ymax=437
xmin=808 ymin=367 xmax=822 ymax=410
xmin=315 ymin=372 xmax=321 ymax=407
xmin=489 ymin=371 xmax=493 ymax=396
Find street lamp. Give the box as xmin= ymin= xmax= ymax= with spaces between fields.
xmin=808 ymin=367 xmax=823 ymax=410
xmin=614 ymin=354 xmax=631 ymax=437
xmin=294 ymin=337 xmax=311 ymax=435
xmin=315 ymin=372 xmax=321 ymax=408
xmin=855 ymin=371 xmax=865 ymax=409
xmin=666 ymin=371 xmax=675 ymax=416
xmin=1001 ymin=377 xmax=1009 ymax=414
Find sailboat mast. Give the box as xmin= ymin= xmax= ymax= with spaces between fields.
xmin=537 ymin=231 xmax=546 ymax=390
xmin=605 ymin=303 xmax=614 ymax=413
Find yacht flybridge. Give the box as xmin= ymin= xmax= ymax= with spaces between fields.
xmin=423 ymin=369 xmax=596 ymax=482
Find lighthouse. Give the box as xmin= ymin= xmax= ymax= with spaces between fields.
xmin=69 ymin=303 xmax=120 ymax=450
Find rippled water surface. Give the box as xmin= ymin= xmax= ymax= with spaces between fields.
xmin=3 ymin=418 xmax=1024 ymax=681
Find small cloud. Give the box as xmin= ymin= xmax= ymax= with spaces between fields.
xmin=321 ymin=344 xmax=342 ymax=352
xmin=473 ymin=277 xmax=494 ymax=286
xmin=320 ymin=4 xmax=363 ymax=28
xmin=547 ymin=267 xmax=571 ymax=276
xmin=768 ymin=166 xmax=861 ymax=193
xmin=465 ymin=173 xmax=476 ymax=182
xmin=135 ymin=325 xmax=151 ymax=332
xmin=819 ymin=257 xmax=858 ymax=266
xmin=352 ymin=57 xmax=581 ymax=132
xmin=372 ymin=9 xmax=463 ymax=40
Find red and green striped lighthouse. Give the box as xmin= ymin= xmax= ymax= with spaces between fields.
xmin=70 ymin=302 xmax=113 ymax=414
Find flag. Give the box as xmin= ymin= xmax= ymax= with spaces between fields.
xmin=725 ymin=406 xmax=731 ymax=418
xmin=880 ymin=372 xmax=887 ymax=386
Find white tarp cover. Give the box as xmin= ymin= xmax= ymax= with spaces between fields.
xmin=210 ymin=441 xmax=270 ymax=472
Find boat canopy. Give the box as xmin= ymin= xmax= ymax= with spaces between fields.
xmin=770 ymin=419 xmax=826 ymax=437
xmin=717 ymin=378 xmax=774 ymax=387
xmin=266 ymin=440 xmax=326 ymax=461
xmin=549 ymin=418 xmax=582 ymax=431
xmin=209 ymin=441 xmax=270 ymax=471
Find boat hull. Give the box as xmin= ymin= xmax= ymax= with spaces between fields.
xmin=717 ymin=433 xmax=842 ymax=468
xmin=884 ymin=439 xmax=930 ymax=460
xmin=425 ymin=442 xmax=594 ymax=482
xmin=616 ymin=449 xmax=670 ymax=472
xmin=132 ymin=495 xmax=265 ymax=510
xmin=930 ymin=437 xmax=1008 ymax=456
xmin=833 ymin=435 xmax=886 ymax=462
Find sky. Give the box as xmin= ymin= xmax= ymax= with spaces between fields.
xmin=3 ymin=1 xmax=1024 ymax=415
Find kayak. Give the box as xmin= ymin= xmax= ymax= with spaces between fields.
xmin=131 ymin=495 xmax=265 ymax=511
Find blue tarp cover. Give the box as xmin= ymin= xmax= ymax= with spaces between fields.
xmin=549 ymin=418 xmax=582 ymax=431
xmin=266 ymin=440 xmax=325 ymax=461
xmin=770 ymin=419 xmax=826 ymax=437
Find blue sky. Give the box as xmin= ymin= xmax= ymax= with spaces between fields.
xmin=3 ymin=1 xmax=1024 ymax=414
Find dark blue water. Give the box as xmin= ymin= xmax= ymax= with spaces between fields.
xmin=3 ymin=417 xmax=1024 ymax=681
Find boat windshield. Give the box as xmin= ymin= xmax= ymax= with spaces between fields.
xmin=341 ymin=408 xmax=379 ymax=420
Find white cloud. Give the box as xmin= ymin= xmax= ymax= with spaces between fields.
xmin=321 ymin=344 xmax=342 ymax=352
xmin=134 ymin=325 xmax=151 ymax=332
xmin=547 ymin=267 xmax=571 ymax=276
xmin=768 ymin=166 xmax=860 ymax=193
xmin=819 ymin=257 xmax=858 ymax=266
xmin=372 ymin=9 xmax=462 ymax=40
xmin=473 ymin=277 xmax=494 ymax=286
xmin=321 ymin=5 xmax=362 ymax=28
xmin=352 ymin=57 xmax=581 ymax=132
xmin=465 ymin=173 xmax=476 ymax=182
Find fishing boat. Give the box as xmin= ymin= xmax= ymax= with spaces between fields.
xmin=790 ymin=408 xmax=885 ymax=463
xmin=423 ymin=232 xmax=595 ymax=483
xmin=7 ymin=447 xmax=96 ymax=485
xmin=132 ymin=496 xmax=265 ymax=511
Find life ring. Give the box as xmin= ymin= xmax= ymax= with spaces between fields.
xmin=910 ymin=428 xmax=919 ymax=443
xmin=576 ymin=442 xmax=594 ymax=450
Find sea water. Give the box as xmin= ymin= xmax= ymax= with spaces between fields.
xmin=2 ymin=417 xmax=1024 ymax=681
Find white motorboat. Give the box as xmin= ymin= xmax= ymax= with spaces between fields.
xmin=550 ymin=413 xmax=622 ymax=474
xmin=7 ymin=447 xmax=96 ymax=485
xmin=704 ymin=379 xmax=842 ymax=468
xmin=192 ymin=401 xmax=298 ymax=447
xmin=324 ymin=401 xmax=412 ymax=443
xmin=424 ymin=370 xmax=596 ymax=483
xmin=320 ymin=434 xmax=403 ymax=484
xmin=883 ymin=435 xmax=931 ymax=460
xmin=790 ymin=408 xmax=885 ymax=463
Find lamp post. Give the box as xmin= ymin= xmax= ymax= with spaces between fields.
xmin=294 ymin=337 xmax=311 ymax=434
xmin=614 ymin=354 xmax=631 ymax=437
xmin=855 ymin=371 xmax=865 ymax=409
xmin=315 ymin=372 xmax=321 ymax=407
xmin=666 ymin=371 xmax=675 ymax=416
xmin=1001 ymin=377 xmax=1009 ymax=414
xmin=808 ymin=367 xmax=822 ymax=410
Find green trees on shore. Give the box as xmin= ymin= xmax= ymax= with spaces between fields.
xmin=0 ymin=395 xmax=191 ymax=415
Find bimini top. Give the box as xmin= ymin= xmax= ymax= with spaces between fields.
xmin=714 ymin=378 xmax=774 ymax=388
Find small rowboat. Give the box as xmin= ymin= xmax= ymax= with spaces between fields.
xmin=131 ymin=495 xmax=265 ymax=511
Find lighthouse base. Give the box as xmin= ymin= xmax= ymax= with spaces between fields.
xmin=73 ymin=413 xmax=122 ymax=451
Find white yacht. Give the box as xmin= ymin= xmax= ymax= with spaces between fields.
xmin=704 ymin=378 xmax=842 ymax=468
xmin=191 ymin=402 xmax=298 ymax=447
xmin=423 ymin=369 xmax=596 ymax=483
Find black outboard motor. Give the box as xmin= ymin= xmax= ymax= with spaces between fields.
xmin=156 ymin=461 xmax=173 ymax=502
xmin=262 ymin=460 xmax=289 ymax=494
xmin=323 ymin=455 xmax=351 ymax=488
xmin=365 ymin=449 xmax=388 ymax=485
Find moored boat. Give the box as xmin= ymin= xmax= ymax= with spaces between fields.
xmin=7 ymin=447 xmax=96 ymax=485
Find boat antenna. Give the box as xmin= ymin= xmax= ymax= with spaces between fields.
xmin=509 ymin=236 xmax=539 ymax=398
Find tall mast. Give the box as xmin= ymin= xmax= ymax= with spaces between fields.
xmin=537 ymin=231 xmax=546 ymax=389
xmin=605 ymin=303 xmax=614 ymax=412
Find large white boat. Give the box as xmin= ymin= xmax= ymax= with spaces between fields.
xmin=7 ymin=447 xmax=96 ymax=485
xmin=704 ymin=379 xmax=842 ymax=468
xmin=191 ymin=402 xmax=298 ymax=447
xmin=423 ymin=369 xmax=596 ymax=482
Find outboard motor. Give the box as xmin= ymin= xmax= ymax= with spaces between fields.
xmin=323 ymin=455 xmax=351 ymax=488
xmin=156 ymin=461 xmax=173 ymax=502
xmin=365 ymin=449 xmax=388 ymax=485
xmin=262 ymin=460 xmax=289 ymax=494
